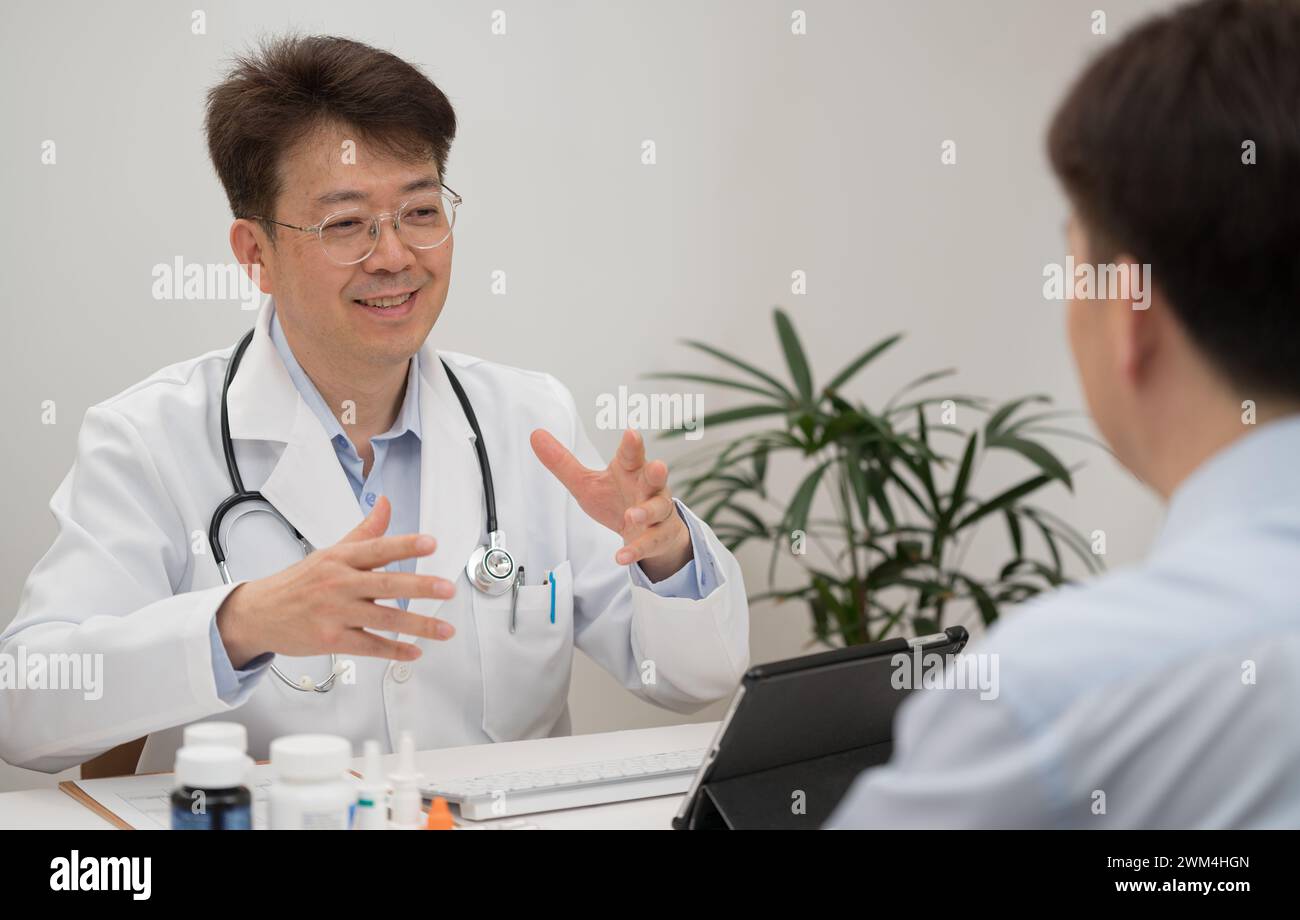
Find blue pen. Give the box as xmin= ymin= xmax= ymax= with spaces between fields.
xmin=548 ymin=571 xmax=556 ymax=624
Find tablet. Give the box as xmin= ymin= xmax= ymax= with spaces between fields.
xmin=672 ymin=625 xmax=970 ymax=829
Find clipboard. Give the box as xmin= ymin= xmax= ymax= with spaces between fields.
xmin=58 ymin=780 xmax=137 ymax=830
xmin=54 ymin=761 xmax=292 ymax=830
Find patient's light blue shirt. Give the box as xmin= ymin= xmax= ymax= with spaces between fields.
xmin=209 ymin=311 xmax=716 ymax=701
xmin=827 ymin=414 xmax=1300 ymax=829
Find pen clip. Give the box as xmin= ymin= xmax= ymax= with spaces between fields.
xmin=509 ymin=565 xmax=525 ymax=634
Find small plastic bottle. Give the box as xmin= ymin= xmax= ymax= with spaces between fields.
xmin=388 ymin=731 xmax=424 ymax=829
xmin=171 ymin=745 xmax=253 ymax=830
xmin=268 ymin=734 xmax=356 ymax=830
xmin=353 ymin=740 xmax=390 ymax=830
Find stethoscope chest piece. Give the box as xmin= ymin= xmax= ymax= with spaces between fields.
xmin=467 ymin=530 xmax=516 ymax=596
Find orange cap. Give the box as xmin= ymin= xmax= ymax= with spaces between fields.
xmin=425 ymin=796 xmax=455 ymax=830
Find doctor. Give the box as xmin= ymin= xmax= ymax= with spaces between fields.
xmin=0 ymin=35 xmax=749 ymax=774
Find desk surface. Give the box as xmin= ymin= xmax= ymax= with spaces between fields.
xmin=0 ymin=721 xmax=720 ymax=830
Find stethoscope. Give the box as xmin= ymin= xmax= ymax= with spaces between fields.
xmin=209 ymin=328 xmax=518 ymax=693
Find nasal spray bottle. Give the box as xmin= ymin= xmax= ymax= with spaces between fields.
xmin=353 ymin=740 xmax=390 ymax=830
xmin=388 ymin=731 xmax=424 ymax=829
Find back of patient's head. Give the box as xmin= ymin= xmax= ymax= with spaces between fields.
xmin=1047 ymin=0 xmax=1300 ymax=406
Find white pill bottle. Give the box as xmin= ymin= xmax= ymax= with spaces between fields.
xmin=269 ymin=734 xmax=356 ymax=830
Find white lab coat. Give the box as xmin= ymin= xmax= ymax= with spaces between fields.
xmin=1 ymin=302 xmax=749 ymax=773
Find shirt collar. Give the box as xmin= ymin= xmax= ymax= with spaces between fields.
xmin=268 ymin=304 xmax=422 ymax=447
xmin=1153 ymin=412 xmax=1300 ymax=553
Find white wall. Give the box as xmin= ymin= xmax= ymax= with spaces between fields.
xmin=0 ymin=0 xmax=1172 ymax=792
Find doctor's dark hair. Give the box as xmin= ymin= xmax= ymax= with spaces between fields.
xmin=205 ymin=34 xmax=457 ymax=237
xmin=1047 ymin=0 xmax=1300 ymax=401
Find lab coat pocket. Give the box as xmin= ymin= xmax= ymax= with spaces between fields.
xmin=474 ymin=560 xmax=574 ymax=743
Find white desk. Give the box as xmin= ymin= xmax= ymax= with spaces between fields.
xmin=0 ymin=721 xmax=719 ymax=830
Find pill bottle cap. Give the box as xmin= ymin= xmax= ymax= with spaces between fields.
xmin=174 ymin=745 xmax=250 ymax=789
xmin=270 ymin=734 xmax=352 ymax=781
xmin=183 ymin=721 xmax=248 ymax=753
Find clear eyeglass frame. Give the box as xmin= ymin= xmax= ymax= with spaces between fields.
xmin=247 ymin=183 xmax=462 ymax=266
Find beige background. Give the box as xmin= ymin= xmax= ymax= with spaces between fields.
xmin=0 ymin=0 xmax=1172 ymax=793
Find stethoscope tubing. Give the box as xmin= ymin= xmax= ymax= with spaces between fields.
xmin=207 ymin=327 xmax=507 ymax=693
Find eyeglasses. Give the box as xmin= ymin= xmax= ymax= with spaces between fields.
xmin=248 ymin=184 xmax=462 ymax=266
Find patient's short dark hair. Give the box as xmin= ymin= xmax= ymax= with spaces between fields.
xmin=1048 ymin=0 xmax=1300 ymax=401
xmin=205 ymin=35 xmax=457 ymax=233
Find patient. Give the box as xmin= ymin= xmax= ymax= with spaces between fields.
xmin=829 ymin=0 xmax=1300 ymax=828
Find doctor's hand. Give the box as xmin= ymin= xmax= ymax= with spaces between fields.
xmin=530 ymin=428 xmax=693 ymax=583
xmin=214 ymin=496 xmax=457 ymax=670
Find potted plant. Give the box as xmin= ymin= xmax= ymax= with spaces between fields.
xmin=651 ymin=308 xmax=1105 ymax=646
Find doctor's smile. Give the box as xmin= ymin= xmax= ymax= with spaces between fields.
xmin=352 ymin=285 xmax=422 ymax=317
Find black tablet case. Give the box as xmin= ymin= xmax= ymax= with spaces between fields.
xmin=674 ymin=626 xmax=968 ymax=829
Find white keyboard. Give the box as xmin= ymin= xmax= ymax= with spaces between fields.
xmin=422 ymin=748 xmax=706 ymax=820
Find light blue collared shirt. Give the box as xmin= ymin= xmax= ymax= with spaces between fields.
xmin=209 ymin=313 xmax=716 ymax=701
xmin=827 ymin=414 xmax=1300 ymax=829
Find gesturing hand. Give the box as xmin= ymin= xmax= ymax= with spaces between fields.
xmin=215 ymin=496 xmax=457 ymax=669
xmin=530 ymin=428 xmax=693 ymax=582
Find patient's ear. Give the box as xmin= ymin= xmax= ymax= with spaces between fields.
xmin=1108 ymin=252 xmax=1159 ymax=387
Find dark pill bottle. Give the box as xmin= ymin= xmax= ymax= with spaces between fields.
xmin=170 ymin=745 xmax=253 ymax=830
